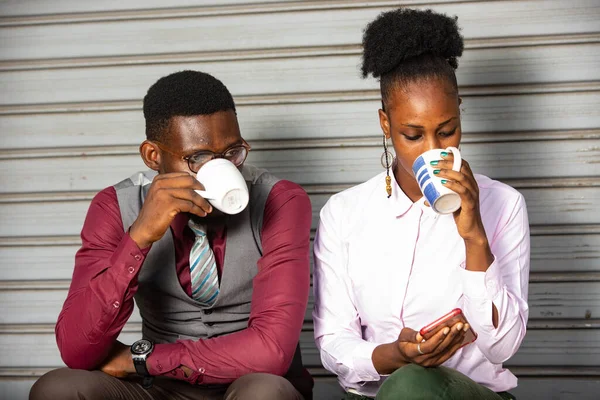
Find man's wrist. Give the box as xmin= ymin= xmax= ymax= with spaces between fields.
xmin=129 ymin=224 xmax=153 ymax=249
xmin=130 ymin=339 xmax=154 ymax=376
xmin=125 ymin=352 xmax=136 ymax=375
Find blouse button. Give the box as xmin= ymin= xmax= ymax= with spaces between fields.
xmin=112 ymin=301 xmax=120 ymax=308
xmin=134 ymin=254 xmax=142 ymax=261
xmin=198 ymin=367 xmax=205 ymax=374
xmin=128 ymin=266 xmax=135 ymax=274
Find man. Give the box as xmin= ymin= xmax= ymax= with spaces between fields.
xmin=30 ymin=70 xmax=313 ymax=400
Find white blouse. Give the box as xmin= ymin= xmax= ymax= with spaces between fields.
xmin=313 ymin=171 xmax=530 ymax=397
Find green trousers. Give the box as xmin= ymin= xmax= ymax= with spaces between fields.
xmin=344 ymin=364 xmax=515 ymax=400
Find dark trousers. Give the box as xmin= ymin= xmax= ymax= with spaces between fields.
xmin=344 ymin=364 xmax=515 ymax=400
xmin=29 ymin=368 xmax=304 ymax=400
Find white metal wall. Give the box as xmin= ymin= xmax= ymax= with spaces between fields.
xmin=0 ymin=1 xmax=599 ymax=399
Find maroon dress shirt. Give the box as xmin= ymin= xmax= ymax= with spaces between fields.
xmin=55 ymin=179 xmax=312 ymax=385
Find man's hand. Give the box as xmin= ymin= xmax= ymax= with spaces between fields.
xmin=99 ymin=341 xmax=135 ymax=379
xmin=129 ymin=172 xmax=213 ymax=248
xmin=372 ymin=323 xmax=470 ymax=374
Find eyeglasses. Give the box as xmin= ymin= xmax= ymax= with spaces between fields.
xmin=153 ymin=140 xmax=251 ymax=173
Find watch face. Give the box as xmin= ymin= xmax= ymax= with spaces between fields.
xmin=132 ymin=340 xmax=152 ymax=355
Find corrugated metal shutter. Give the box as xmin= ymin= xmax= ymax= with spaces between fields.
xmin=1 ymin=1 xmax=599 ymax=399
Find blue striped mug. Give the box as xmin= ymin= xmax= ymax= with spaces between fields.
xmin=412 ymin=147 xmax=462 ymax=214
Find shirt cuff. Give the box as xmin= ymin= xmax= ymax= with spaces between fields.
xmin=459 ymin=256 xmax=502 ymax=301
xmin=351 ymin=341 xmax=381 ymax=383
xmin=93 ymin=234 xmax=150 ymax=306
xmin=147 ymin=342 xmax=186 ymax=376
xmin=109 ymin=233 xmax=150 ymax=275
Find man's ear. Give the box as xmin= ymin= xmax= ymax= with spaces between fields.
xmin=378 ymin=109 xmax=391 ymax=139
xmin=139 ymin=141 xmax=161 ymax=171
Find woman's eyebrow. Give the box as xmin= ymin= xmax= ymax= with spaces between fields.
xmin=437 ymin=117 xmax=456 ymax=127
xmin=400 ymin=117 xmax=456 ymax=129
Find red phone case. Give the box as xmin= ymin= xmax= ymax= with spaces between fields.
xmin=419 ymin=308 xmax=463 ymax=336
xmin=419 ymin=308 xmax=477 ymax=348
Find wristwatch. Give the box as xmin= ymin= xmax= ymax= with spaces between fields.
xmin=130 ymin=339 xmax=154 ymax=389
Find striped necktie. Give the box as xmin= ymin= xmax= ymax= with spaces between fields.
xmin=188 ymin=219 xmax=220 ymax=306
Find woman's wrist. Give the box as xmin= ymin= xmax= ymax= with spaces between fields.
xmin=464 ymin=231 xmax=489 ymax=248
xmin=372 ymin=342 xmax=408 ymax=375
xmin=464 ymin=234 xmax=494 ymax=272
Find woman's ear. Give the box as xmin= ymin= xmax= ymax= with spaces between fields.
xmin=378 ymin=109 xmax=391 ymax=139
xmin=139 ymin=141 xmax=161 ymax=171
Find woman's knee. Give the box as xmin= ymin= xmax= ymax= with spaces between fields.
xmin=376 ymin=364 xmax=454 ymax=400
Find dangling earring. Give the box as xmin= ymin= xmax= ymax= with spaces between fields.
xmin=381 ymin=135 xmax=393 ymax=198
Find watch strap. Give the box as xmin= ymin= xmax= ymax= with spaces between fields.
xmin=141 ymin=375 xmax=154 ymax=389
xmin=133 ymin=355 xmax=151 ymax=376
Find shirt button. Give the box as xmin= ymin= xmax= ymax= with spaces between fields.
xmin=157 ymin=364 xmax=163 ymax=371
xmin=204 ymin=310 xmax=213 ymax=315
xmin=128 ymin=266 xmax=135 ymax=274
xmin=134 ymin=254 xmax=142 ymax=261
xmin=199 ymin=367 xmax=205 ymax=374
xmin=205 ymin=322 xmax=214 ymax=326
xmin=112 ymin=301 xmax=120 ymax=308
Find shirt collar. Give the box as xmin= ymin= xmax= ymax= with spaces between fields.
xmin=386 ymin=171 xmax=437 ymax=218
xmin=387 ymin=173 xmax=415 ymax=218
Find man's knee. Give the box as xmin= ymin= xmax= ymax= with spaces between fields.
xmin=29 ymin=368 xmax=107 ymax=400
xmin=30 ymin=368 xmax=76 ymax=400
xmin=224 ymin=373 xmax=302 ymax=400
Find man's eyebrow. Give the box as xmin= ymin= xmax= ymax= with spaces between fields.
xmin=184 ymin=140 xmax=243 ymax=154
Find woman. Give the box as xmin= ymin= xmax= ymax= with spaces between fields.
xmin=313 ymin=8 xmax=530 ymax=400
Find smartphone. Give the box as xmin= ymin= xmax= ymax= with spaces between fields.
xmin=419 ymin=308 xmax=477 ymax=348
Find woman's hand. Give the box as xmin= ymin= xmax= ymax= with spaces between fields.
xmin=435 ymin=153 xmax=497 ymax=325
xmin=372 ymin=323 xmax=470 ymax=374
xmin=434 ymin=154 xmax=486 ymax=243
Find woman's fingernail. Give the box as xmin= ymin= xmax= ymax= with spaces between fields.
xmin=441 ymin=151 xmax=448 ymax=157
xmin=430 ymin=160 xmax=439 ymax=166
xmin=441 ymin=180 xmax=448 ymax=184
xmin=433 ymin=170 xmax=441 ymax=175
xmin=463 ymin=324 xmax=470 ymax=332
xmin=443 ymin=327 xmax=450 ymax=335
xmin=456 ymin=323 xmax=464 ymax=331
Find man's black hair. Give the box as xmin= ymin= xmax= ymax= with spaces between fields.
xmin=361 ymin=8 xmax=464 ymax=108
xmin=143 ymin=70 xmax=236 ymax=142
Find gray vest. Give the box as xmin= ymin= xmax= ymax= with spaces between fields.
xmin=113 ymin=165 xmax=308 ymax=394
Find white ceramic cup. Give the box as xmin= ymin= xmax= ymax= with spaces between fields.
xmin=194 ymin=158 xmax=249 ymax=215
xmin=411 ymin=146 xmax=462 ymax=214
